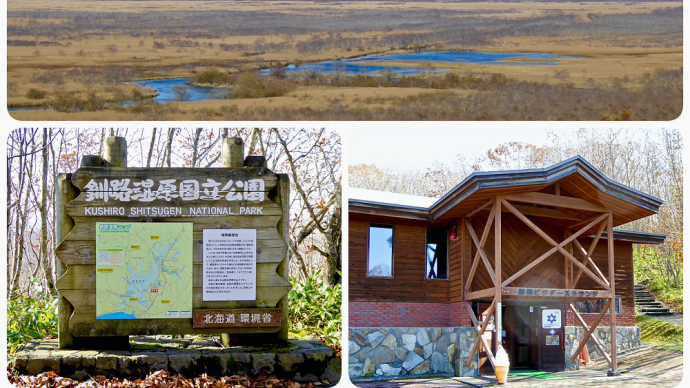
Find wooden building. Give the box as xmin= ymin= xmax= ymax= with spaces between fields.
xmin=348 ymin=157 xmax=665 ymax=378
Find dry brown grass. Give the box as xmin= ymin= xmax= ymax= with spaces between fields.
xmin=9 ymin=69 xmax=681 ymax=121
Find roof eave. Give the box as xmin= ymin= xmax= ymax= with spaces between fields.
xmin=349 ymin=200 xmax=432 ymax=221
xmin=429 ymin=156 xmax=663 ymax=221
xmin=592 ymin=230 xmax=667 ymax=245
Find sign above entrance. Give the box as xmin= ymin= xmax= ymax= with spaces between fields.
xmin=542 ymin=309 xmax=561 ymax=329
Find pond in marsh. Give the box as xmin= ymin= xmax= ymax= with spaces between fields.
xmin=132 ymin=78 xmax=229 ymax=103
xmin=259 ymin=51 xmax=579 ymax=76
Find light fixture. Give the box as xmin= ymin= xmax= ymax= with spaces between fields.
xmin=449 ymin=225 xmax=458 ymax=241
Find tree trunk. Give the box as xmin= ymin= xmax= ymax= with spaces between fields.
xmin=165 ymin=128 xmax=175 ymax=167
xmin=39 ymin=128 xmax=55 ymax=296
xmin=191 ymin=128 xmax=203 ymax=167
xmin=10 ymin=133 xmax=34 ymax=295
xmin=7 ymin=133 xmax=15 ymax=291
xmin=146 ymin=128 xmax=157 ymax=168
xmin=325 ymin=184 xmax=342 ymax=286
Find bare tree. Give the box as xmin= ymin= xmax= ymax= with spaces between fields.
xmin=39 ymin=128 xmax=55 ymax=296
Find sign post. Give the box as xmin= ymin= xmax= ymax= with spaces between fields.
xmin=54 ymin=136 xmax=292 ymax=349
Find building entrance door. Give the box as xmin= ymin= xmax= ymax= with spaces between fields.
xmin=475 ymin=302 xmax=566 ymax=375
xmin=537 ymin=305 xmax=565 ymax=371
xmin=505 ymin=304 xmax=538 ymax=369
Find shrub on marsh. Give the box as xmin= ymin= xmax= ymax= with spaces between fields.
xmin=47 ymin=91 xmax=105 ymax=112
xmin=25 ymin=88 xmax=46 ymax=99
xmin=193 ymin=69 xmax=233 ymax=85
xmin=228 ymin=73 xmax=293 ymax=99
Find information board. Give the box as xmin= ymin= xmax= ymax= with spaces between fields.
xmin=203 ymin=229 xmax=257 ymax=301
xmin=96 ymin=222 xmax=194 ymax=319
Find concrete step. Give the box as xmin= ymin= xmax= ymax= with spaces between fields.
xmin=637 ymin=303 xmax=665 ymax=308
xmin=638 ymin=307 xmax=671 ymax=313
xmin=644 ymin=311 xmax=674 ymax=316
xmin=635 ymin=298 xmax=656 ymax=302
xmin=634 ymin=285 xmax=645 ymax=289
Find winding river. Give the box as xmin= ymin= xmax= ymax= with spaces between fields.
xmin=9 ymin=51 xmax=578 ymax=110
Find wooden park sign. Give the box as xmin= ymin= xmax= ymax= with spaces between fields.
xmin=54 ymin=136 xmax=291 ymax=349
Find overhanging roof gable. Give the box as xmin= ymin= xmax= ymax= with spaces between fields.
xmin=350 ymin=156 xmax=663 ymax=226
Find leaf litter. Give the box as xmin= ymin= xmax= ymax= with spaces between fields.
xmin=8 ymin=368 xmax=330 ymax=388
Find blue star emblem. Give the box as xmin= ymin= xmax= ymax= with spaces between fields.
xmin=547 ymin=313 xmax=557 ymax=324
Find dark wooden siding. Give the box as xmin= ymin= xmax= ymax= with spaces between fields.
xmin=461 ymin=212 xmax=633 ymax=309
xmin=349 ymin=215 xmax=450 ymax=303
xmin=449 ymin=224 xmax=463 ymax=303
xmin=574 ymin=239 xmax=634 ymax=310
xmin=465 ymin=213 xmax=581 ymax=291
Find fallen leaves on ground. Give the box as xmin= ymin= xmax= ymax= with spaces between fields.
xmin=8 ymin=369 xmax=328 ymax=388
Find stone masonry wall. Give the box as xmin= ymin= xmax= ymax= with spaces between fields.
xmin=349 ymin=327 xmax=478 ymax=380
xmin=564 ymin=326 xmax=641 ymax=370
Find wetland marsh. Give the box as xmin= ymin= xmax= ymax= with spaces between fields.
xmin=7 ymin=0 xmax=683 ymax=120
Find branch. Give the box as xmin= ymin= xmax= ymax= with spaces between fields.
xmin=273 ymin=128 xmax=327 ymax=235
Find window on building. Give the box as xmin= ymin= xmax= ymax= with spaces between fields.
xmin=368 ymin=224 xmax=393 ymax=277
xmin=574 ymin=295 xmax=622 ymax=315
xmin=426 ymin=227 xmax=448 ymax=280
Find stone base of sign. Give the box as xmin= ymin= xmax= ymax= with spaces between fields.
xmin=13 ymin=335 xmax=340 ymax=383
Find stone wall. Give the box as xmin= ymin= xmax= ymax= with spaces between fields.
xmin=349 ymin=327 xmax=478 ymax=380
xmin=13 ymin=336 xmax=340 ymax=383
xmin=564 ymin=326 xmax=641 ymax=370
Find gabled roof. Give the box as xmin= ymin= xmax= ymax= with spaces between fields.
xmin=349 ymin=156 xmax=664 ymax=232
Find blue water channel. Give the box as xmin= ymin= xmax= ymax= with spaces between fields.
xmin=10 ymin=52 xmax=578 ymax=109
xmin=132 ymin=78 xmax=229 ymax=103
xmin=259 ymin=51 xmax=578 ymax=76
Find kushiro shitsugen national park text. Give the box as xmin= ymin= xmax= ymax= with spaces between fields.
xmin=7 ymin=0 xmax=682 ymax=121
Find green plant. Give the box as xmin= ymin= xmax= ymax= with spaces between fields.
xmin=7 ymin=277 xmax=58 ymax=356
xmin=288 ymin=271 xmax=341 ymax=348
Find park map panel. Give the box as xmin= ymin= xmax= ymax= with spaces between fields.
xmin=96 ymin=222 xmax=193 ymax=319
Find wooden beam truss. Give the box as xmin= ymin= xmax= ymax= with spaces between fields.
xmin=462 ymin=193 xmax=618 ymax=373
xmin=465 ymin=300 xmax=496 ymax=368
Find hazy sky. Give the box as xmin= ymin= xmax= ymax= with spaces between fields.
xmin=348 ymin=128 xmax=582 ymax=170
